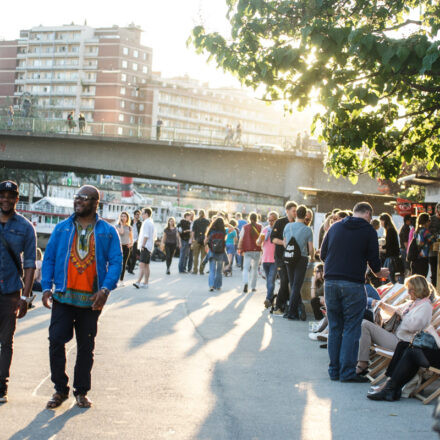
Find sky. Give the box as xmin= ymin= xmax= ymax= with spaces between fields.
xmin=0 ymin=0 xmax=238 ymax=87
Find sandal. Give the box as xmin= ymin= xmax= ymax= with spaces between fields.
xmin=75 ymin=394 xmax=92 ymax=408
xmin=46 ymin=392 xmax=68 ymax=409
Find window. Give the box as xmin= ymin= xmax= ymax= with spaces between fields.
xmin=122 ymin=60 xmax=128 ymax=69
xmin=123 ymin=47 xmax=129 ymax=55
xmin=121 ymin=73 xmax=127 ymax=82
xmin=118 ymin=127 xmax=123 ymax=135
xmin=133 ymin=50 xmax=138 ymax=58
xmin=120 ymin=87 xmax=126 ymax=95
xmin=130 ymin=116 xmax=135 ymax=124
xmin=132 ymin=63 xmax=138 ymax=71
xmin=142 ymin=66 xmax=148 ymax=74
xmin=143 ymin=52 xmax=146 ymax=60
xmin=119 ymin=114 xmax=124 ymax=122
xmin=120 ymin=100 xmax=125 ymax=108
xmin=139 ymin=104 xmax=144 ymax=111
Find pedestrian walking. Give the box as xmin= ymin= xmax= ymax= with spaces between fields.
xmin=116 ymin=211 xmax=133 ymax=282
xmin=186 ymin=211 xmax=195 ymax=273
xmin=41 ymin=185 xmax=122 ymax=408
xmin=256 ymin=211 xmax=278 ymax=308
xmin=7 ymin=106 xmax=14 ymax=129
xmin=234 ymin=212 xmax=247 ymax=268
xmin=399 ymin=214 xmax=412 ymax=275
xmin=238 ymin=212 xmax=262 ymax=293
xmin=177 ymin=212 xmax=192 ymax=274
xmin=191 ymin=209 xmax=210 ymax=274
xmin=270 ymin=201 xmax=297 ymax=314
xmin=127 ymin=210 xmax=142 ymax=274
xmin=224 ymin=219 xmax=238 ymax=275
xmin=379 ymin=213 xmax=404 ymax=284
xmin=0 ymin=180 xmax=36 ymax=404
xmin=224 ymin=124 xmax=233 ymax=146
xmin=162 ymin=217 xmax=180 ymax=274
xmin=320 ymin=202 xmax=389 ymax=382
xmin=283 ymin=205 xmax=314 ymax=321
xmin=134 ymin=207 xmax=156 ymax=289
xmin=410 ymin=212 xmax=435 ymax=277
xmin=205 ymin=217 xmax=226 ymax=291
xmin=78 ymin=113 xmax=86 ymax=134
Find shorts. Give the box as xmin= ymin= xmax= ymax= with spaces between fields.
xmin=139 ymin=248 xmax=151 ymax=264
xmin=226 ymin=244 xmax=236 ymax=255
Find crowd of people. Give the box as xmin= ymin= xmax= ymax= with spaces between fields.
xmin=1 ymin=177 xmax=440 ymax=416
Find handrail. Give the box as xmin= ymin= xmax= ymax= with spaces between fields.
xmin=0 ymin=115 xmax=327 ymax=155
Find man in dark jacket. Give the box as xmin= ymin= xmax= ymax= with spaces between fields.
xmin=320 ymin=202 xmax=389 ymax=383
xmin=127 ymin=210 xmax=142 ymax=274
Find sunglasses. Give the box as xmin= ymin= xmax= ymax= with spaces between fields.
xmin=74 ymin=194 xmax=97 ymax=201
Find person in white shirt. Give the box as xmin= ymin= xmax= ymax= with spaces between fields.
xmin=134 ymin=208 xmax=156 ymax=289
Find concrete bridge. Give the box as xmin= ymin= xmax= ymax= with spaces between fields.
xmin=0 ymin=130 xmax=379 ymax=200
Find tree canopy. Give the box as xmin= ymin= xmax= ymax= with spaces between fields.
xmin=190 ymin=0 xmax=440 ymax=181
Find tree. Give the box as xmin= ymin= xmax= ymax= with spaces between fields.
xmin=190 ymin=0 xmax=440 ymax=181
xmin=26 ymin=170 xmax=61 ymax=198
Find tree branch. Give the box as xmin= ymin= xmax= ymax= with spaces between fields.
xmin=383 ymin=20 xmax=422 ymax=32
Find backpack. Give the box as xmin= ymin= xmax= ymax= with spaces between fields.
xmin=407 ymin=235 xmax=421 ymax=262
xmin=210 ymin=231 xmax=225 ymax=254
xmin=284 ymin=236 xmax=301 ymax=265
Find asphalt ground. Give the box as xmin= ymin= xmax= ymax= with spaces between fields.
xmin=1 ymin=261 xmax=437 ymax=440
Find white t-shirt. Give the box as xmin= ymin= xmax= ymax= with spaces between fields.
xmin=138 ymin=218 xmax=156 ymax=252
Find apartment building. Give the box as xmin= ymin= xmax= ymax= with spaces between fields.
xmin=1 ymin=24 xmax=153 ymax=131
xmin=150 ymin=74 xmax=297 ymax=144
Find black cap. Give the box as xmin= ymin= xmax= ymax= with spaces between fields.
xmin=0 ymin=180 xmax=19 ymax=195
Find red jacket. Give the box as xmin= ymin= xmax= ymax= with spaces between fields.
xmin=241 ymin=223 xmax=262 ymax=252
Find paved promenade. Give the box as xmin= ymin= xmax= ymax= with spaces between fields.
xmin=1 ymin=262 xmax=436 ymax=439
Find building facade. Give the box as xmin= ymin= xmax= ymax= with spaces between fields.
xmin=1 ymin=24 xmax=153 ymax=131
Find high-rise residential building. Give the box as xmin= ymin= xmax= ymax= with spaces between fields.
xmin=1 ymin=24 xmax=153 ymax=132
xmin=150 ymin=74 xmax=299 ymax=145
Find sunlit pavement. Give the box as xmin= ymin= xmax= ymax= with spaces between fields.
xmin=2 ymin=261 xmax=436 ymax=440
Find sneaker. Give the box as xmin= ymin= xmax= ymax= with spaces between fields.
xmin=140 ymin=283 xmax=148 ymax=289
xmin=273 ymin=308 xmax=285 ymax=315
xmin=308 ymin=332 xmax=319 ymax=341
xmin=243 ymin=284 xmax=248 ymax=293
xmin=252 ymin=288 xmax=257 ymax=292
xmin=0 ymin=392 xmax=8 ymax=404
xmin=317 ymin=334 xmax=328 ymax=342
xmin=264 ymin=299 xmax=272 ymax=309
xmin=133 ymin=282 xmax=140 ymax=289
xmin=166 ymin=270 xmax=170 ymax=275
xmin=209 ymin=287 xmax=214 ymax=292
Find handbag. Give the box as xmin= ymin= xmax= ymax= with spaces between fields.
xmin=382 ymin=312 xmax=402 ymax=333
xmin=412 ymin=332 xmax=438 ymax=350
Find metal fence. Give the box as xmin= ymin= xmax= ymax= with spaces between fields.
xmin=0 ymin=116 xmax=326 ymax=155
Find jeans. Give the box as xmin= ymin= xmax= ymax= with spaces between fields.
xmin=384 ymin=256 xmax=404 ymax=284
xmin=262 ymin=262 xmax=277 ymax=301
xmin=187 ymin=246 xmax=193 ymax=272
xmin=286 ymin=257 xmax=309 ymax=317
xmin=209 ymin=253 xmax=224 ymax=289
xmin=243 ymin=251 xmax=260 ymax=289
xmin=0 ymin=292 xmax=19 ymax=392
xmin=49 ymin=299 xmax=101 ymax=396
xmin=120 ymin=245 xmax=131 ymax=281
xmin=165 ymin=243 xmax=177 ymax=270
xmin=324 ymin=280 xmax=367 ymax=381
xmin=235 ymin=253 xmax=243 ymax=268
xmin=275 ymin=257 xmax=290 ymax=310
xmin=178 ymin=240 xmax=190 ymax=273
xmin=192 ymin=242 xmax=206 ymax=274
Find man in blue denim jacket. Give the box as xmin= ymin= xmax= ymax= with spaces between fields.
xmin=41 ymin=185 xmax=122 ymax=409
xmin=0 ymin=180 xmax=36 ymax=403
xmin=321 ymin=202 xmax=389 ymax=383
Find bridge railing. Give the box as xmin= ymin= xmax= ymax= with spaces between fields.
xmin=0 ymin=116 xmax=327 ymax=155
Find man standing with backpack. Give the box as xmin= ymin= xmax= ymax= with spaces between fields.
xmin=238 ymin=212 xmax=262 ymax=293
xmin=283 ymin=205 xmax=314 ymax=321
xmin=205 ymin=217 xmax=227 ymax=292
xmin=191 ymin=210 xmax=210 ymax=275
xmin=0 ymin=181 xmax=36 ymax=404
